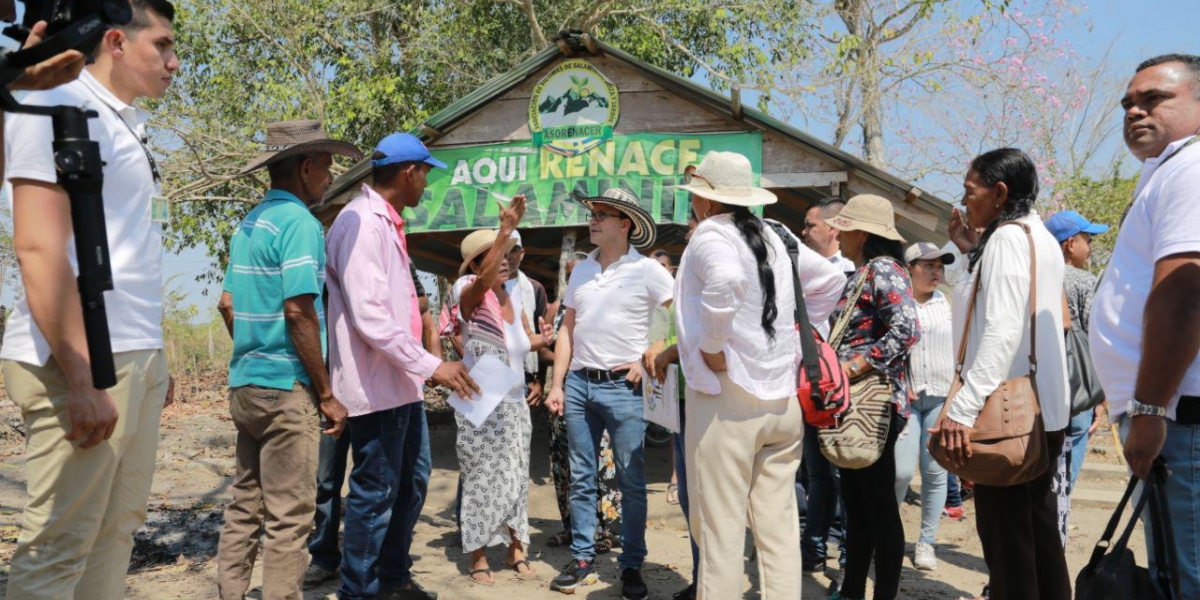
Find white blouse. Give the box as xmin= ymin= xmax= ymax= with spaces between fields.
xmin=675 ymin=214 xmax=846 ymax=399
xmin=945 ymin=212 xmax=1071 ymax=432
xmin=910 ymin=291 xmax=955 ymax=397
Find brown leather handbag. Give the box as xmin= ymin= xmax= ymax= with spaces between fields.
xmin=928 ymin=222 xmax=1049 ymax=487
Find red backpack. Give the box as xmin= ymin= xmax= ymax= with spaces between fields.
xmin=765 ymin=220 xmax=850 ymax=428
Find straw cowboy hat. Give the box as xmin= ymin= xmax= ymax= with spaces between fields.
xmin=671 ymin=150 xmax=777 ymax=207
xmin=459 ymin=229 xmax=503 ymax=276
xmin=237 ymin=120 xmax=363 ymax=177
xmin=570 ymin=187 xmax=657 ymax=249
xmin=825 ymin=194 xmax=906 ymax=242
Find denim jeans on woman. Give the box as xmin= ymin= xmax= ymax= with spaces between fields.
xmin=893 ymin=393 xmax=949 ymax=545
xmin=564 ymin=370 xmax=648 ymax=569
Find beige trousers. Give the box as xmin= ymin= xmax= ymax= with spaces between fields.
xmin=216 ymin=382 xmax=319 ymax=600
xmin=2 ymin=350 xmax=169 ymax=600
xmin=685 ymin=373 xmax=803 ymax=600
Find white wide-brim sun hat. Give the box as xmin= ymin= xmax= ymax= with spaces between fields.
xmin=670 ymin=151 xmax=777 ymax=207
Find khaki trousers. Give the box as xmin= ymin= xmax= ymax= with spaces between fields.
xmin=216 ymin=382 xmax=319 ymax=600
xmin=685 ymin=373 xmax=803 ymax=600
xmin=2 ymin=350 xmax=169 ymax=600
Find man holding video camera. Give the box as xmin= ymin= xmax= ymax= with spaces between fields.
xmin=0 ymin=1 xmax=180 ymax=598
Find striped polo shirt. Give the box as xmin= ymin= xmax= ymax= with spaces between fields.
xmin=223 ymin=189 xmax=326 ymax=390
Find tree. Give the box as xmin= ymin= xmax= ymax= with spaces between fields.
xmin=151 ymin=0 xmax=815 ymax=282
xmin=1053 ymin=168 xmax=1135 ymax=272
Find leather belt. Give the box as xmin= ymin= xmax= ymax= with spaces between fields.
xmin=1178 ymin=396 xmax=1200 ymax=425
xmin=580 ymin=368 xmax=624 ymax=381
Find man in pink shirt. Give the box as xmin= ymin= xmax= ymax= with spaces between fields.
xmin=325 ymin=133 xmax=478 ymax=600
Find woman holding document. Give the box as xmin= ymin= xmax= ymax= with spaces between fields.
xmin=450 ymin=196 xmax=552 ymax=585
xmin=672 ymin=152 xmax=844 ymax=598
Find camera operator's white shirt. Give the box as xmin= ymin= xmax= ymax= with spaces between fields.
xmin=2 ymin=69 xmax=163 ymax=366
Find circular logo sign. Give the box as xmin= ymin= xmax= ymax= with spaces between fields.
xmin=528 ymin=59 xmax=620 ymax=157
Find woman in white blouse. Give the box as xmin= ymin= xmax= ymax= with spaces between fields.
xmin=933 ymin=148 xmax=1070 ymax=600
xmin=894 ymin=242 xmax=957 ymax=572
xmin=674 ymin=151 xmax=844 ymax=599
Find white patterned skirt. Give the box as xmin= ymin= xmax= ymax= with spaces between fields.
xmin=456 ymin=401 xmax=532 ymax=552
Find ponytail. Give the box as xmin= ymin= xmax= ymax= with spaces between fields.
xmin=730 ymin=207 xmax=778 ymax=340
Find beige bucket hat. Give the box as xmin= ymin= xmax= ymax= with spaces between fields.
xmin=237 ymin=120 xmax=363 ymax=177
xmin=671 ymin=151 xmax=776 ymax=207
xmin=459 ymin=229 xmax=501 ymax=276
xmin=825 ymin=194 xmax=906 ymax=242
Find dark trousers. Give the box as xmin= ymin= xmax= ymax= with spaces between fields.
xmin=801 ymin=421 xmax=849 ymax=569
xmin=338 ymin=403 xmax=431 ymax=600
xmin=310 ymin=430 xmax=351 ymax=571
xmin=839 ymin=411 xmax=904 ymax=600
xmin=975 ymin=429 xmax=1071 ymax=600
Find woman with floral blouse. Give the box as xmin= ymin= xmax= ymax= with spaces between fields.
xmin=824 ymin=194 xmax=921 ymax=600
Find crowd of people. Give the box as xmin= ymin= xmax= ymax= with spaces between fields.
xmin=0 ymin=4 xmax=1198 ymax=599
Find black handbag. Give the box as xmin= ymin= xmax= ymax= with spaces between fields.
xmin=1066 ymin=320 xmax=1105 ymax=416
xmin=1075 ymin=458 xmax=1180 ymax=600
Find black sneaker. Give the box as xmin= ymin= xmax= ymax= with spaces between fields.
xmin=550 ymin=559 xmax=598 ymax=594
xmin=380 ymin=580 xmax=439 ymax=600
xmin=621 ymin=568 xmax=648 ymax=600
xmin=671 ymin=582 xmax=696 ymax=600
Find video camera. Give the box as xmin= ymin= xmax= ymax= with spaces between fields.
xmin=0 ymin=0 xmax=136 ymax=389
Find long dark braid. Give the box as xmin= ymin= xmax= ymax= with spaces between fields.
xmin=967 ymin=148 xmax=1040 ymax=273
xmin=730 ymin=207 xmax=778 ymax=340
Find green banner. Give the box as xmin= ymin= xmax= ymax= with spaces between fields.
xmin=403 ymin=132 xmax=763 ymax=233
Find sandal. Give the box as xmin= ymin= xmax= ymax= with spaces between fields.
xmin=507 ymin=559 xmax=536 ymax=579
xmin=468 ymin=568 xmax=494 ymax=586
xmin=666 ymin=482 xmax=680 ymax=505
xmin=546 ymin=530 xmax=571 ymax=547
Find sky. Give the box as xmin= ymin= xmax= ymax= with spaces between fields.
xmin=4 ymin=0 xmax=1200 ymax=315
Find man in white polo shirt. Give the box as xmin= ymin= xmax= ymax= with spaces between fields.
xmin=1090 ymin=53 xmax=1200 ymax=597
xmin=0 ymin=2 xmax=180 ymax=599
xmin=545 ymin=188 xmax=673 ymax=599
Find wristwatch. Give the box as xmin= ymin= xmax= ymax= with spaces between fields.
xmin=1128 ymin=398 xmax=1168 ymax=418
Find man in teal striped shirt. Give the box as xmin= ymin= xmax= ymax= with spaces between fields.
xmin=214 ymin=120 xmax=360 ymax=600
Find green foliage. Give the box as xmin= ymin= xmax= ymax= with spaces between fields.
xmin=162 ymin=278 xmax=232 ymax=374
xmin=151 ymin=0 xmax=815 ymax=284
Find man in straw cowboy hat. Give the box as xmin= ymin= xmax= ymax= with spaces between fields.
xmin=544 ymin=187 xmax=673 ymax=598
xmin=214 ymin=119 xmax=360 ymax=600
xmin=1 ymin=2 xmax=179 ymax=598
xmin=325 ymin=132 xmax=478 ymax=600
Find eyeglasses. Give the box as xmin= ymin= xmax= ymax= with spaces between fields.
xmin=586 ymin=210 xmax=621 ymax=222
xmin=681 ymin=169 xmax=714 ymax=189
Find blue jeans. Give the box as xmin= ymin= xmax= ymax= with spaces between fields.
xmin=801 ymin=421 xmax=848 ymax=568
xmin=339 ymin=403 xmax=429 ymax=599
xmin=893 ymin=393 xmax=949 ymax=545
xmin=310 ymin=428 xmax=351 ymax=571
xmin=672 ymin=400 xmax=699 ymax=585
xmin=1066 ymin=408 xmax=1093 ymax=492
xmin=946 ymin=474 xmax=963 ymax=508
xmin=1122 ymin=417 xmax=1200 ymax=598
xmin=564 ymin=370 xmax=647 ymax=569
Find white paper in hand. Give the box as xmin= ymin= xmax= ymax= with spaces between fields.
xmin=446 ymin=354 xmax=523 ymax=428
xmin=643 ymin=365 xmax=680 ymax=433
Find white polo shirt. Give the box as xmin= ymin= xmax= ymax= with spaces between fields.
xmin=2 ymin=70 xmax=163 ymax=366
xmin=1091 ymin=136 xmax=1200 ymax=420
xmin=564 ymin=246 xmax=674 ymax=371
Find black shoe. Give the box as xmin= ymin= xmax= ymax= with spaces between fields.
xmin=380 ymin=580 xmax=439 ymax=600
xmin=551 ymin=559 xmax=598 ymax=594
xmin=621 ymin=568 xmax=648 ymax=600
xmin=671 ymin=583 xmax=696 ymax=600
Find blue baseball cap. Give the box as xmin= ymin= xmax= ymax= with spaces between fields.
xmin=371 ymin=133 xmax=446 ymax=169
xmin=1045 ymin=210 xmax=1109 ymax=243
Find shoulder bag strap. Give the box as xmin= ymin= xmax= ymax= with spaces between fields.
xmin=829 ymin=259 xmax=875 ymax=350
xmin=764 ymin=221 xmax=824 ymax=404
xmin=1083 ymin=474 xmax=1141 ymax=573
xmin=1148 ymin=458 xmax=1182 ymax=599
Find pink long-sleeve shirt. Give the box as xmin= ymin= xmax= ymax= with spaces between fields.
xmin=326 ymin=185 xmax=441 ymax=416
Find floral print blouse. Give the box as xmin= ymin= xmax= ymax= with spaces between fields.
xmin=829 ymin=257 xmax=921 ymax=415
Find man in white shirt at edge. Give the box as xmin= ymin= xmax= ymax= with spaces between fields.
xmin=0 ymin=2 xmax=180 ymax=598
xmin=544 ymin=188 xmax=674 ymax=599
xmin=1090 ymin=53 xmax=1200 ymax=597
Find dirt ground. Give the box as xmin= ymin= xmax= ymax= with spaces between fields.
xmin=0 ymin=373 xmax=1144 ymax=600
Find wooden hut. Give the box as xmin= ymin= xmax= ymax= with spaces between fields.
xmin=317 ymin=32 xmax=951 ymax=294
